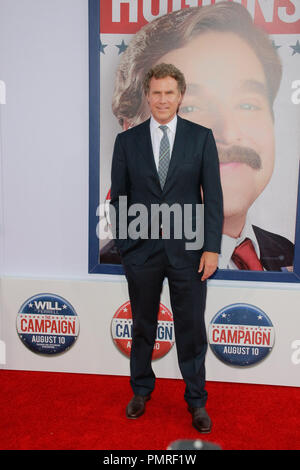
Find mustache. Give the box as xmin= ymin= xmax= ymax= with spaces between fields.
xmin=218 ymin=145 xmax=262 ymax=170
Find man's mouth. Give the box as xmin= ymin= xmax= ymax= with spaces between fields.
xmin=218 ymin=145 xmax=262 ymax=170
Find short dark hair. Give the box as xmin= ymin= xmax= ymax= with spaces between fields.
xmin=112 ymin=2 xmax=282 ymax=127
xmin=143 ymin=63 xmax=186 ymax=96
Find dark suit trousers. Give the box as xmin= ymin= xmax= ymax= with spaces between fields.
xmin=123 ymin=240 xmax=208 ymax=408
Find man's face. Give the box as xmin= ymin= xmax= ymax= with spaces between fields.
xmin=146 ymin=76 xmax=183 ymax=125
xmin=159 ymin=32 xmax=275 ymax=222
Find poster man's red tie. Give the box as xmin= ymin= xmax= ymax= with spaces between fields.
xmin=231 ymin=238 xmax=263 ymax=271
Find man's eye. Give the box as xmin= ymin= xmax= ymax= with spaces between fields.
xmin=180 ymin=105 xmax=198 ymax=113
xmin=239 ymin=103 xmax=260 ymax=111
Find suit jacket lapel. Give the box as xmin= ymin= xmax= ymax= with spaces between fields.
xmin=136 ymin=119 xmax=162 ymax=194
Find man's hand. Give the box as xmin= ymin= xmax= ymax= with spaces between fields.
xmin=198 ymin=251 xmax=219 ymax=281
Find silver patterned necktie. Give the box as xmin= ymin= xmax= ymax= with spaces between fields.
xmin=158 ymin=125 xmax=170 ymax=189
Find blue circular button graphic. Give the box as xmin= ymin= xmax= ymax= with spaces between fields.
xmin=17 ymin=293 xmax=79 ymax=355
xmin=208 ymin=303 xmax=275 ymax=366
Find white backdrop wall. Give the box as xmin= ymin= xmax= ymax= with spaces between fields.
xmin=0 ymin=0 xmax=300 ymax=387
xmin=0 ymin=0 xmax=89 ymax=279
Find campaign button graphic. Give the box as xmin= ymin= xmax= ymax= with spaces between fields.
xmin=209 ymin=303 xmax=275 ymax=366
xmin=16 ymin=293 xmax=79 ymax=355
xmin=111 ymin=300 xmax=174 ymax=360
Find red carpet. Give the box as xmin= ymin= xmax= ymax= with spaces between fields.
xmin=0 ymin=370 xmax=299 ymax=450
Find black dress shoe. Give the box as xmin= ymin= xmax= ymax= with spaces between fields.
xmin=126 ymin=395 xmax=151 ymax=419
xmin=188 ymin=406 xmax=212 ymax=433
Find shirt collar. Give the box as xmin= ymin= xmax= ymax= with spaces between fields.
xmin=150 ymin=114 xmax=177 ymax=134
xmin=218 ymin=218 xmax=261 ymax=269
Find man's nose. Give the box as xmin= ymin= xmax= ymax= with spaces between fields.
xmin=211 ymin=108 xmax=242 ymax=146
xmin=159 ymin=93 xmax=167 ymax=103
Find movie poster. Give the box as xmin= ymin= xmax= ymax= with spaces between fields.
xmin=89 ymin=0 xmax=300 ymax=278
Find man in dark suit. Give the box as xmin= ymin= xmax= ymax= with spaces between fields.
xmin=110 ymin=63 xmax=223 ymax=433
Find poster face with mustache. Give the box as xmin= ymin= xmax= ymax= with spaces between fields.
xmin=162 ymin=31 xmax=276 ymax=241
xmin=217 ymin=146 xmax=262 ymax=171
xmin=90 ymin=1 xmax=299 ymax=276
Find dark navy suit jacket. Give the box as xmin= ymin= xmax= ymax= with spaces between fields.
xmin=109 ymin=116 xmax=223 ymax=267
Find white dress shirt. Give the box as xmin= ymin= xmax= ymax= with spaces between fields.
xmin=218 ymin=218 xmax=262 ymax=270
xmin=150 ymin=114 xmax=177 ymax=170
